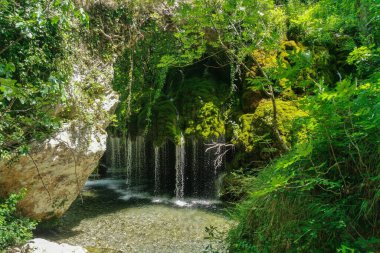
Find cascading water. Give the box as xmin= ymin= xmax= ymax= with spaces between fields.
xmin=192 ymin=139 xmax=198 ymax=196
xmin=126 ymin=135 xmax=132 ymax=186
xmin=107 ymin=136 xmax=123 ymax=174
xmin=160 ymin=141 xmax=170 ymax=194
xmin=154 ymin=146 xmax=160 ymax=195
xmin=175 ymin=134 xmax=186 ymax=198
xmin=104 ymin=133 xmax=227 ymax=200
xmin=134 ymin=136 xmax=145 ymax=185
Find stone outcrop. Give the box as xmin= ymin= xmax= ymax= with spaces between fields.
xmin=242 ymin=89 xmax=263 ymax=113
xmin=8 ymin=238 xmax=87 ymax=253
xmin=0 ymin=50 xmax=119 ymax=220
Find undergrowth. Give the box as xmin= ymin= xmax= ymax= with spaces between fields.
xmin=228 ymin=80 xmax=380 ymax=252
xmin=0 ymin=191 xmax=37 ymax=250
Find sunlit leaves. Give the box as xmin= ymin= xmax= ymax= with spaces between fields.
xmin=0 ymin=191 xmax=37 ymax=249
xmin=0 ymin=0 xmax=85 ymax=157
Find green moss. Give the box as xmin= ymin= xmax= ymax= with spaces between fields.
xmin=233 ymin=99 xmax=307 ymax=153
xmin=185 ymin=101 xmax=225 ymax=140
xmin=126 ymin=77 xmax=229 ymax=143
xmin=138 ymin=97 xmax=181 ymax=145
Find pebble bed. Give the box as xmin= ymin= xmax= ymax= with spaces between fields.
xmin=39 ymin=185 xmax=234 ymax=253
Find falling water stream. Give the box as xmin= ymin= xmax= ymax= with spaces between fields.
xmin=175 ymin=134 xmax=185 ymax=198
xmin=126 ymin=135 xmax=132 ymax=186
xmin=154 ymin=146 xmax=160 ymax=195
xmin=192 ymin=139 xmax=198 ymax=196
xmin=104 ymin=134 xmax=226 ymax=200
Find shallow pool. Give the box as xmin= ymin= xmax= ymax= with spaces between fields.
xmin=39 ymin=179 xmax=234 ymax=253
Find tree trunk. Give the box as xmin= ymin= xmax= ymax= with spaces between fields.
xmin=269 ymin=85 xmax=290 ymax=153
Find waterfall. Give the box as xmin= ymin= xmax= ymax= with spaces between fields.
xmin=192 ymin=139 xmax=198 ymax=196
xmin=107 ymin=136 xmax=122 ymax=175
xmin=126 ymin=135 xmax=132 ymax=186
xmin=154 ymin=146 xmax=160 ymax=195
xmin=104 ymin=133 xmax=227 ymax=199
xmin=160 ymin=141 xmax=169 ymax=192
xmin=175 ymin=135 xmax=185 ymax=198
xmin=104 ymin=135 xmax=145 ymax=186
xmin=133 ymin=136 xmax=145 ymax=185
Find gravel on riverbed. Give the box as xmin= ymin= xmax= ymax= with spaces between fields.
xmin=38 ymin=188 xmax=234 ymax=253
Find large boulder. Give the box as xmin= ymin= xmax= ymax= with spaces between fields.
xmin=9 ymin=238 xmax=87 ymax=253
xmin=0 ymin=50 xmax=119 ymax=220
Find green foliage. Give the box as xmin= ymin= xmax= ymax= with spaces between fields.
xmin=288 ymin=0 xmax=368 ymax=45
xmin=176 ymin=77 xmax=228 ymax=140
xmin=233 ymin=99 xmax=306 ymax=153
xmin=141 ymin=97 xmax=181 ymax=145
xmin=134 ymin=77 xmax=229 ymax=143
xmin=185 ymin=101 xmax=225 ymax=140
xmin=171 ymin=0 xmax=287 ymax=66
xmin=2 ymin=1 xmax=376 ymax=251
xmin=100 ymin=1 xmax=380 ymax=252
xmin=228 ymin=80 xmax=380 ymax=252
xmin=347 ymin=46 xmax=380 ymax=79
xmin=0 ymin=0 xmax=86 ymax=158
xmin=0 ymin=191 xmax=37 ymax=250
xmin=286 ymin=0 xmax=380 ymax=83
xmin=225 ymin=1 xmax=380 ymax=251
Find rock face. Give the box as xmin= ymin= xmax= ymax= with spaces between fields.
xmin=242 ymin=89 xmax=263 ymax=113
xmin=10 ymin=238 xmax=87 ymax=253
xmin=0 ymin=53 xmax=119 ymax=220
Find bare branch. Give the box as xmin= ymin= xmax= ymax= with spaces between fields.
xmin=0 ymin=35 xmax=23 ymax=56
xmin=205 ymin=142 xmax=234 ymax=169
xmin=28 ymin=153 xmax=52 ymax=201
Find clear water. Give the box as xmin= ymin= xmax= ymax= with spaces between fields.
xmin=41 ymin=179 xmax=233 ymax=253
xmin=84 ymin=179 xmax=223 ymax=208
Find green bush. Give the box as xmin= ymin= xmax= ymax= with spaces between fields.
xmin=0 ymin=0 xmax=88 ymax=158
xmin=228 ymin=80 xmax=380 ymax=252
xmin=0 ymin=191 xmax=37 ymax=250
xmin=185 ymin=101 xmax=225 ymax=140
xmin=232 ymin=99 xmax=306 ymax=153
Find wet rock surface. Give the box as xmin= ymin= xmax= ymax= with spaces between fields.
xmin=8 ymin=238 xmax=87 ymax=253
xmin=38 ymin=183 xmax=233 ymax=253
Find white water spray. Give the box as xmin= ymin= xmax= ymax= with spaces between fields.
xmin=175 ymin=134 xmax=186 ymax=198
xmin=154 ymin=146 xmax=160 ymax=195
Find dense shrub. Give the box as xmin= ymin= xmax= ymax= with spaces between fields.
xmin=233 ymin=99 xmax=306 ymax=153
xmin=0 ymin=191 xmax=37 ymax=250
xmin=0 ymin=0 xmax=88 ymax=158
xmin=228 ymin=80 xmax=380 ymax=252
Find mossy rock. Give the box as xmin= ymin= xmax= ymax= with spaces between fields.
xmin=241 ymin=89 xmax=263 ymax=113
xmin=185 ymin=101 xmax=225 ymax=140
xmin=233 ymin=99 xmax=307 ymax=153
xmin=139 ymin=98 xmax=181 ymax=145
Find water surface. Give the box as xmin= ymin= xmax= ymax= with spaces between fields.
xmin=40 ymin=179 xmax=233 ymax=253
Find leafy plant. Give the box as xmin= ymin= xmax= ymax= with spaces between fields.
xmin=0 ymin=190 xmax=37 ymax=250
xmin=228 ymin=79 xmax=380 ymax=252
xmin=0 ymin=0 xmax=87 ymax=158
xmin=204 ymin=225 xmax=229 ymax=253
